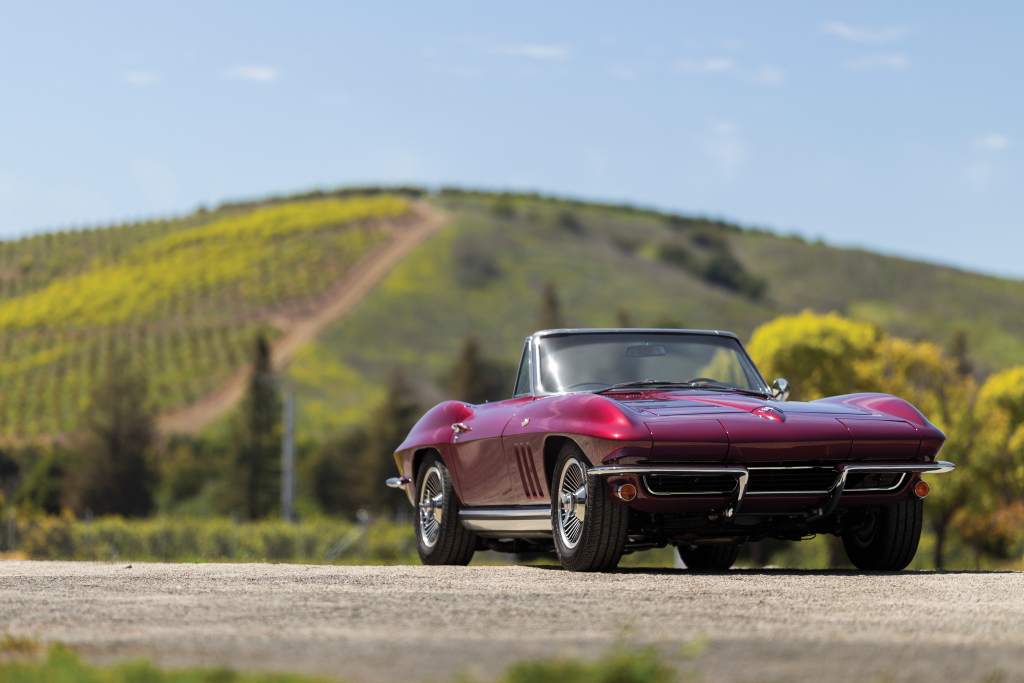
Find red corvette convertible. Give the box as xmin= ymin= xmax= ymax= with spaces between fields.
xmin=387 ymin=329 xmax=954 ymax=572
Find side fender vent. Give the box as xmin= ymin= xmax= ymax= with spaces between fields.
xmin=514 ymin=443 xmax=547 ymax=499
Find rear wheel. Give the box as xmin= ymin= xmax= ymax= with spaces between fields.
xmin=676 ymin=544 xmax=740 ymax=570
xmin=551 ymin=441 xmax=628 ymax=572
xmin=842 ymin=498 xmax=922 ymax=571
xmin=415 ymin=454 xmax=476 ymax=566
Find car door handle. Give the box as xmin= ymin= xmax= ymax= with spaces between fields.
xmin=451 ymin=423 xmax=471 ymax=434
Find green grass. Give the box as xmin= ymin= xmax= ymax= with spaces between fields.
xmin=0 ymin=640 xmax=678 ymax=683
xmin=0 ymin=643 xmax=334 ymax=683
xmin=5 ymin=514 xmax=419 ymax=565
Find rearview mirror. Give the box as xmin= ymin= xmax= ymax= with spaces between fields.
xmin=772 ymin=378 xmax=790 ymax=401
xmin=626 ymin=344 xmax=666 ymax=357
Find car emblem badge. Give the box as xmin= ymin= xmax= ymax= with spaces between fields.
xmin=521 ymin=418 xmax=530 ymax=427
xmin=752 ymin=405 xmax=786 ymax=422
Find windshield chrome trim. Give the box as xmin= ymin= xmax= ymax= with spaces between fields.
xmin=528 ymin=328 xmax=769 ymax=398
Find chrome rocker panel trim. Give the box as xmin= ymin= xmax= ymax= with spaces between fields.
xmin=459 ymin=506 xmax=552 ymax=536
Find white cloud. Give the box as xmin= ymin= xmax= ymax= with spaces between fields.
xmin=700 ymin=120 xmax=746 ymax=178
xmin=750 ymin=65 xmax=785 ymax=85
xmin=610 ymin=66 xmax=637 ymax=80
xmin=822 ymin=22 xmax=905 ymax=43
xmin=224 ymin=65 xmax=280 ymax=83
xmin=490 ymin=44 xmax=569 ymax=60
xmin=974 ymin=134 xmax=1010 ymax=151
xmin=848 ymin=53 xmax=908 ymax=70
xmin=676 ymin=58 xmax=734 ymax=73
xmin=123 ymin=71 xmax=159 ymax=85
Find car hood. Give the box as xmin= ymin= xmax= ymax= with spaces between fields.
xmin=606 ymin=391 xmax=937 ymax=463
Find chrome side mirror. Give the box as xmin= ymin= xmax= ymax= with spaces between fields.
xmin=772 ymin=378 xmax=790 ymax=401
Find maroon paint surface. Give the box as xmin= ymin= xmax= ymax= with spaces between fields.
xmin=394 ymin=386 xmax=947 ymax=513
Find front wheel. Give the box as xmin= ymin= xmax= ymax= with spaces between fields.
xmin=551 ymin=442 xmax=628 ymax=572
xmin=842 ymin=498 xmax=922 ymax=571
xmin=415 ymin=454 xmax=476 ymax=566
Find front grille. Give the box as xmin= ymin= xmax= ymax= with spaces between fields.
xmin=846 ymin=472 xmax=905 ymax=491
xmin=747 ymin=467 xmax=839 ymax=494
xmin=644 ymin=474 xmax=738 ymax=496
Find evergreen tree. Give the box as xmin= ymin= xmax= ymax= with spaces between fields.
xmin=307 ymin=367 xmax=421 ymax=517
xmin=224 ymin=334 xmax=281 ymax=519
xmin=951 ymin=330 xmax=973 ymax=377
xmin=365 ymin=368 xmax=422 ymax=512
xmin=444 ymin=335 xmax=509 ymax=404
xmin=537 ymin=280 xmax=563 ymax=330
xmin=66 ymin=352 xmax=157 ymax=517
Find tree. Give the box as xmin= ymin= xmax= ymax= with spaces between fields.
xmin=747 ymin=310 xmax=985 ymax=568
xmin=954 ymin=366 xmax=1024 ymax=567
xmin=950 ymin=330 xmax=973 ymax=378
xmin=747 ymin=310 xmax=882 ymax=401
xmin=856 ymin=336 xmax=980 ymax=568
xmin=14 ymin=447 xmax=70 ymax=515
xmin=222 ymin=334 xmax=281 ymax=519
xmin=65 ymin=352 xmax=158 ymax=517
xmin=615 ymin=307 xmax=633 ymax=329
xmin=444 ymin=335 xmax=510 ymax=404
xmin=306 ymin=368 xmax=421 ymax=517
xmin=537 ymin=281 xmax=563 ymax=330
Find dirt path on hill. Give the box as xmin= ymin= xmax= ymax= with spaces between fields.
xmin=2 ymin=562 xmax=1022 ymax=683
xmin=156 ymin=201 xmax=451 ymax=436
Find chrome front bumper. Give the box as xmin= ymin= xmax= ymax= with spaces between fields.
xmin=588 ymin=461 xmax=955 ymax=519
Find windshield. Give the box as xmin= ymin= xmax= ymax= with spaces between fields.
xmin=535 ymin=333 xmax=768 ymax=394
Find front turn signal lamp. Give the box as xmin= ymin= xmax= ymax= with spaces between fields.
xmin=914 ymin=480 xmax=930 ymax=499
xmin=614 ymin=484 xmax=637 ymax=501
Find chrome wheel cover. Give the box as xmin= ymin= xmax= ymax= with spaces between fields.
xmin=418 ymin=466 xmax=444 ymax=547
xmin=557 ymin=458 xmax=587 ymax=549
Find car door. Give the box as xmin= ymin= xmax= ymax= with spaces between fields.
xmin=448 ymin=397 xmax=533 ymax=505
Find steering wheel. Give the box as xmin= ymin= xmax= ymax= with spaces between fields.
xmin=685 ymin=377 xmax=718 ymax=384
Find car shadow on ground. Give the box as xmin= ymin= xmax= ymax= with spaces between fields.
xmin=522 ymin=565 xmax=1021 ymax=576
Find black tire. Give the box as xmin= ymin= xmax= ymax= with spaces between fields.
xmin=842 ymin=498 xmax=923 ymax=571
xmin=551 ymin=441 xmax=628 ymax=572
xmin=415 ymin=454 xmax=476 ymax=566
xmin=677 ymin=544 xmax=740 ymax=570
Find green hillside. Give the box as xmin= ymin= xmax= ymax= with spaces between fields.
xmin=0 ymin=192 xmax=410 ymax=438
xmin=286 ymin=190 xmax=1024 ymax=439
xmin=1 ymin=187 xmax=1022 ymax=442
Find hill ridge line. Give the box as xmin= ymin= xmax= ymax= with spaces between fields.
xmin=156 ymin=200 xmax=451 ymax=436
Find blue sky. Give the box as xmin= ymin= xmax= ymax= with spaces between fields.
xmin=1 ymin=2 xmax=1020 ymax=278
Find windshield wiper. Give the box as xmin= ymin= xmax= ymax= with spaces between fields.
xmin=596 ymin=380 xmax=698 ymax=393
xmin=685 ymin=383 xmax=774 ymax=398
xmin=596 ymin=379 xmax=772 ymax=398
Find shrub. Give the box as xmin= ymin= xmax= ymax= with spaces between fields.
xmin=656 ymin=243 xmax=693 ymax=269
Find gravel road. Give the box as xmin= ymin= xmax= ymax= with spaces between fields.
xmin=2 ymin=561 xmax=1023 ymax=682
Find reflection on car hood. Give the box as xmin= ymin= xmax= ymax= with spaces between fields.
xmin=611 ymin=393 xmax=873 ymax=417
